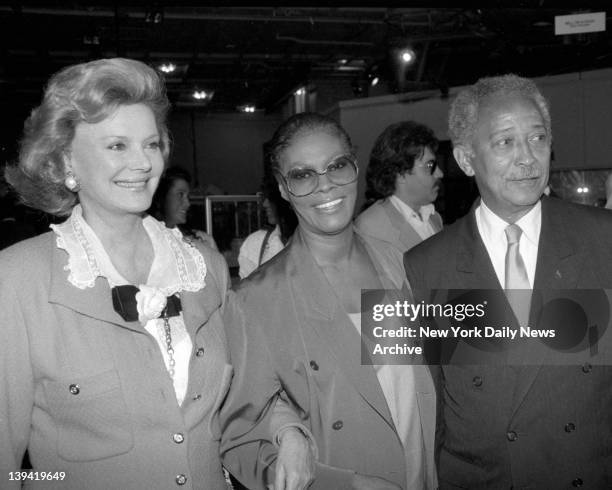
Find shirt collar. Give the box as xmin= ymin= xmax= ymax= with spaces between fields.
xmin=51 ymin=204 xmax=206 ymax=294
xmin=478 ymin=199 xmax=542 ymax=246
xmin=389 ymin=195 xmax=435 ymax=222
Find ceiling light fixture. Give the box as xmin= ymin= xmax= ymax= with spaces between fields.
xmin=295 ymin=87 xmax=306 ymax=96
xmin=159 ymin=63 xmax=176 ymax=74
xmin=193 ymin=90 xmax=212 ymax=101
xmin=399 ymin=48 xmax=416 ymax=65
xmin=145 ymin=8 xmax=164 ymax=24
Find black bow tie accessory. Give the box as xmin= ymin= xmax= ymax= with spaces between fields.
xmin=112 ymin=285 xmax=182 ymax=323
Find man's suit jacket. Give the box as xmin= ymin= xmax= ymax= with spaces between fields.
xmin=404 ymin=197 xmax=612 ymax=489
xmin=355 ymin=198 xmax=443 ymax=253
xmin=221 ymin=228 xmax=437 ymax=490
xmin=0 ymin=232 xmax=233 ymax=490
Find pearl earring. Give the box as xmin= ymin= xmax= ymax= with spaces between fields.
xmin=64 ymin=172 xmax=80 ymax=192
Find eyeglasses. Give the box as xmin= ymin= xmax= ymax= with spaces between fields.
xmin=413 ymin=160 xmax=438 ymax=175
xmin=275 ymin=154 xmax=359 ymax=197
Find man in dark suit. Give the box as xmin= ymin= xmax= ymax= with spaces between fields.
xmin=404 ymin=74 xmax=612 ymax=489
xmin=356 ymin=121 xmax=443 ymax=253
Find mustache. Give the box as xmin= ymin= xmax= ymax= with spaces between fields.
xmin=508 ymin=169 xmax=542 ymax=180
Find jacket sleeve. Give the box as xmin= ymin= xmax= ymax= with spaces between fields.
xmin=0 ymin=262 xmax=34 ymax=489
xmin=219 ymin=291 xmax=356 ymax=490
xmin=219 ymin=291 xmax=281 ymax=489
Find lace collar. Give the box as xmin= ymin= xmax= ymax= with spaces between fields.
xmin=51 ymin=205 xmax=206 ymax=295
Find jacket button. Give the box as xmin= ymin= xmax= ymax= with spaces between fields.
xmin=192 ymin=394 xmax=202 ymax=401
xmin=581 ymin=363 xmax=592 ymax=373
xmin=195 ymin=347 xmax=205 ymax=357
xmin=572 ymin=478 xmax=583 ymax=487
xmin=69 ymin=384 xmax=80 ymax=395
xmin=332 ymin=420 xmax=343 ymax=430
xmin=565 ymin=422 xmax=576 ymax=433
xmin=472 ymin=376 xmax=483 ymax=387
xmin=309 ymin=360 xmax=319 ymax=371
xmin=506 ymin=430 xmax=518 ymax=442
xmin=173 ymin=433 xmax=184 ymax=444
xmin=175 ymin=474 xmax=187 ymax=485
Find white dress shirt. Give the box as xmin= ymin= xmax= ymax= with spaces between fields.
xmin=348 ymin=312 xmax=426 ymax=490
xmin=238 ymin=225 xmax=285 ymax=279
xmin=389 ymin=195 xmax=437 ymax=240
xmin=475 ymin=200 xmax=542 ymax=288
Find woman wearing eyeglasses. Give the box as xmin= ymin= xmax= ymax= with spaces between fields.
xmin=220 ymin=113 xmax=437 ymax=490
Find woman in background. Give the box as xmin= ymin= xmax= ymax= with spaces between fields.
xmin=238 ymin=173 xmax=297 ymax=279
xmin=221 ymin=113 xmax=437 ymax=490
xmin=151 ymin=165 xmax=218 ymax=250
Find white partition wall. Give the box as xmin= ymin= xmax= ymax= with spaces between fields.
xmin=332 ymin=69 xmax=612 ymax=212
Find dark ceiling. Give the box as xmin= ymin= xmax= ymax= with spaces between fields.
xmin=1 ymin=3 xmax=611 ymax=120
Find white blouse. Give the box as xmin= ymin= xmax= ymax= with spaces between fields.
xmin=238 ymin=225 xmax=285 ymax=279
xmin=51 ymin=205 xmax=207 ymax=406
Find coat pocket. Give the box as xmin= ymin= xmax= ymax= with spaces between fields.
xmin=44 ymin=369 xmax=134 ymax=461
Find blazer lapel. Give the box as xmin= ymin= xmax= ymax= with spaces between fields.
xmin=287 ymin=231 xmax=395 ymax=430
xmin=510 ymin=198 xmax=580 ymax=418
xmin=533 ymin=197 xmax=580 ymax=290
xmin=382 ymin=199 xmax=422 ymax=252
xmin=454 ymin=210 xmax=522 ymax=412
xmin=181 ymin=287 xmax=217 ymax=338
xmin=455 ymin=209 xmax=501 ymax=290
xmin=47 ymin=242 xmax=217 ymax=338
xmin=47 ymin=244 xmax=142 ymax=332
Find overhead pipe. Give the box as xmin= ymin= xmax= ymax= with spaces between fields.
xmin=0 ymin=6 xmax=434 ymax=26
xmin=276 ymin=34 xmax=374 ymax=47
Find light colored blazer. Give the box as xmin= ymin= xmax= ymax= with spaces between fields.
xmin=0 ymin=231 xmax=232 ymax=490
xmin=404 ymin=197 xmax=612 ymax=489
xmin=220 ymin=228 xmax=437 ymax=490
xmin=355 ymin=198 xmax=443 ymax=254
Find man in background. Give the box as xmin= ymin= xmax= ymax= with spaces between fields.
xmin=355 ymin=121 xmax=444 ymax=253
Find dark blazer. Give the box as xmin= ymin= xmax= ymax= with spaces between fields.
xmin=221 ymin=228 xmax=437 ymax=490
xmin=404 ymin=197 xmax=612 ymax=489
xmin=355 ymin=198 xmax=443 ymax=253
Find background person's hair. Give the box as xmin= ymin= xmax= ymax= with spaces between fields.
xmin=448 ymin=73 xmax=551 ymax=150
xmin=267 ymin=112 xmax=353 ymax=173
xmin=150 ymin=166 xmax=192 ymax=222
xmin=261 ymin=152 xmax=298 ymax=244
xmin=365 ymin=121 xmax=439 ymax=201
xmin=5 ymin=57 xmax=170 ymax=217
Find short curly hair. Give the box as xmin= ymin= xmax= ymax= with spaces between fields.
xmin=366 ymin=121 xmax=438 ymax=199
xmin=448 ymin=74 xmax=551 ymax=150
xmin=5 ymin=57 xmax=170 ymax=216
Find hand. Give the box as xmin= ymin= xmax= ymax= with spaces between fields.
xmin=273 ymin=427 xmax=315 ymax=490
xmin=351 ymin=473 xmax=402 ymax=490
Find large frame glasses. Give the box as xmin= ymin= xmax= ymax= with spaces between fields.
xmin=275 ymin=154 xmax=359 ymax=197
